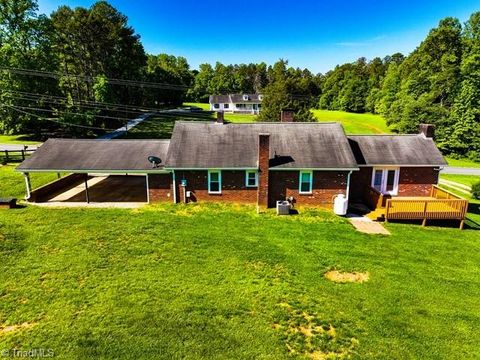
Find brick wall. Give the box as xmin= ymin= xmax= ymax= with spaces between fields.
xmin=349 ymin=167 xmax=372 ymax=202
xmin=397 ymin=167 xmax=439 ymax=196
xmin=148 ymin=174 xmax=173 ymax=202
xmin=349 ymin=166 xmax=440 ymax=200
xmin=174 ymin=170 xmax=257 ymax=203
xmin=269 ymin=171 xmax=348 ymax=207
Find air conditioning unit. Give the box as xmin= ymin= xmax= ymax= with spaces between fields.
xmin=276 ymin=200 xmax=291 ymax=215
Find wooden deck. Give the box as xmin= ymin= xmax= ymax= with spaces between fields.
xmin=364 ymin=185 xmax=469 ymax=229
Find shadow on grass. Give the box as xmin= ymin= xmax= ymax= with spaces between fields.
xmin=386 ymin=218 xmax=480 ymax=230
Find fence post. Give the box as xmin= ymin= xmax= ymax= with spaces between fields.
xmin=4 ymin=150 xmax=8 ymax=163
xmin=422 ymin=201 xmax=428 ymax=226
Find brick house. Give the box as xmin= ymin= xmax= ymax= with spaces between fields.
xmin=17 ymin=115 xmax=448 ymax=212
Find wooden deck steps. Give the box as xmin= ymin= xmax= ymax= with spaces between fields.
xmin=366 ymin=207 xmax=386 ymax=221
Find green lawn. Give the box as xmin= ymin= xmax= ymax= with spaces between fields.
xmin=445 ymin=157 xmax=480 ymax=168
xmin=123 ymin=106 xmax=256 ymax=139
xmin=312 ymin=110 xmax=391 ymax=134
xmin=183 ymin=102 xmax=210 ymax=111
xmin=440 ymin=174 xmax=480 ymax=187
xmin=1 ymin=164 xmax=480 ymax=359
xmin=0 ymin=135 xmax=40 ymax=145
xmin=439 ymin=174 xmax=480 ymax=225
xmin=0 ymin=164 xmax=60 ymax=199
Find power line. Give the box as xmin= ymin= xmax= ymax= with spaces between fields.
xmin=4 ymin=104 xmax=133 ymax=121
xmin=1 ymin=104 xmax=117 ymax=131
xmin=2 ymin=90 xmax=169 ymax=113
xmin=2 ymin=93 xmax=148 ymax=116
xmin=0 ymin=67 xmax=191 ymax=91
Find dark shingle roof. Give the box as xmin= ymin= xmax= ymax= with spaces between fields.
xmin=17 ymin=139 xmax=170 ymax=172
xmin=165 ymin=122 xmax=358 ymax=169
xmin=209 ymin=94 xmax=262 ymax=104
xmin=348 ymin=135 xmax=447 ymax=166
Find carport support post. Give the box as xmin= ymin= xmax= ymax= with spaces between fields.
xmin=23 ymin=173 xmax=31 ymax=200
xmin=84 ymin=174 xmax=90 ymax=203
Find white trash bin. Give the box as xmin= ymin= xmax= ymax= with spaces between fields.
xmin=333 ymin=194 xmax=348 ymax=216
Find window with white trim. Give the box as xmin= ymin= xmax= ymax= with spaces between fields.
xmin=223 ymin=103 xmax=229 ymax=109
xmin=371 ymin=168 xmax=400 ymax=195
xmin=208 ymin=170 xmax=221 ymax=194
xmin=299 ymin=171 xmax=313 ymax=194
xmin=214 ymin=103 xmax=220 ymax=109
xmin=245 ymin=170 xmax=258 ymax=187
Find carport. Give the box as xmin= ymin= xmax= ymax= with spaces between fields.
xmin=16 ymin=139 xmax=170 ymax=205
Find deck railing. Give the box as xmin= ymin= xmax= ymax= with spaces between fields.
xmin=363 ymin=185 xmax=390 ymax=210
xmin=385 ymin=185 xmax=469 ymax=229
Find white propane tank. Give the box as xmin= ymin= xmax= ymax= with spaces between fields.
xmin=333 ymin=194 xmax=348 ymax=216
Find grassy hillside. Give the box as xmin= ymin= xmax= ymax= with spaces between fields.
xmin=0 ymin=201 xmax=479 ymax=359
xmin=312 ymin=110 xmax=391 ymax=134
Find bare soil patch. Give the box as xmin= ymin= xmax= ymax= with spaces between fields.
xmin=324 ymin=270 xmax=369 ymax=283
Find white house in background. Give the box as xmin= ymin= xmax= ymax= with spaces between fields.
xmin=209 ymin=94 xmax=263 ymax=114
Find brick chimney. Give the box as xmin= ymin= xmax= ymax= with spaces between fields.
xmin=216 ymin=111 xmax=224 ymax=124
xmin=419 ymin=124 xmax=435 ymax=138
xmin=280 ymin=109 xmax=294 ymax=122
xmin=257 ymin=133 xmax=270 ymax=210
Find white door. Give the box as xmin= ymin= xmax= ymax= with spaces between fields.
xmin=372 ymin=168 xmax=399 ymax=195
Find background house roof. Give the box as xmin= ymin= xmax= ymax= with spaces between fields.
xmin=17 ymin=139 xmax=170 ymax=172
xmin=166 ymin=121 xmax=358 ymax=169
xmin=348 ymin=135 xmax=447 ymax=166
xmin=209 ymin=94 xmax=262 ymax=104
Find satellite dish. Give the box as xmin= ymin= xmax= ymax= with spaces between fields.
xmin=147 ymin=156 xmax=162 ymax=168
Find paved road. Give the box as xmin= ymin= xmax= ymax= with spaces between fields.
xmin=442 ymin=167 xmax=480 ymax=175
xmin=99 ymin=113 xmax=154 ymax=140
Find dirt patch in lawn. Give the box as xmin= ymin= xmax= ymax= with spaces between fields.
xmin=324 ymin=270 xmax=369 ymax=283
xmin=0 ymin=322 xmax=36 ymax=336
xmin=274 ymin=302 xmax=358 ymax=359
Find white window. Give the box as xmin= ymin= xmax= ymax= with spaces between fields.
xmin=258 ymin=95 xmax=263 ymax=101
xmin=243 ymin=94 xmax=249 ymax=101
xmin=299 ymin=171 xmax=313 ymax=194
xmin=214 ymin=103 xmax=220 ymax=109
xmin=245 ymin=170 xmax=258 ymax=187
xmin=224 ymin=103 xmax=229 ymax=109
xmin=208 ymin=170 xmax=221 ymax=194
xmin=371 ymin=168 xmax=400 ymax=195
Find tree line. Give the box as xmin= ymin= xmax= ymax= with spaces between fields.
xmin=0 ymin=0 xmax=478 ymax=159
xmin=0 ymin=0 xmax=193 ymax=137
xmin=318 ymin=14 xmax=480 ymax=160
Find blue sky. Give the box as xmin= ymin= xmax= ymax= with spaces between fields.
xmin=38 ymin=0 xmax=480 ymax=73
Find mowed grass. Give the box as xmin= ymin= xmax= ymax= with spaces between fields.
xmin=439 ymin=174 xmax=480 ymax=225
xmin=1 ymin=200 xmax=480 ymax=359
xmin=0 ymin=135 xmax=40 ymax=145
xmin=312 ymin=110 xmax=391 ymax=134
xmin=0 ymin=164 xmax=59 ymax=199
xmin=440 ymin=174 xmax=480 ymax=187
xmin=123 ymin=106 xmax=256 ymax=139
xmin=445 ymin=157 xmax=480 ymax=168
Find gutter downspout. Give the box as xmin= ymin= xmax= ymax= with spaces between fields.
xmin=346 ymin=171 xmax=353 ymax=201
xmin=172 ymin=170 xmax=177 ymax=204
xmin=24 ymin=173 xmax=31 ymax=200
